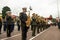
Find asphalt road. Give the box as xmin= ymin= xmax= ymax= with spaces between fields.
xmin=0 ymin=25 xmax=33 ymax=40
xmin=0 ymin=25 xmax=60 ymax=40
xmin=32 ymin=26 xmax=60 ymax=40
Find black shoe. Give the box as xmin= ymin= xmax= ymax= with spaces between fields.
xmin=37 ymin=32 xmax=40 ymax=34
xmin=7 ymin=36 xmax=11 ymax=37
xmin=18 ymin=30 xmax=20 ymax=31
xmin=0 ymin=32 xmax=1 ymax=34
xmin=7 ymin=35 xmax=11 ymax=37
xmin=32 ymin=35 xmax=36 ymax=37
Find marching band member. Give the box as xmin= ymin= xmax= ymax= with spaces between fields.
xmin=0 ymin=18 xmax=2 ymax=34
xmin=31 ymin=13 xmax=37 ymax=36
xmin=6 ymin=11 xmax=12 ymax=37
xmin=19 ymin=7 xmax=28 ymax=40
xmin=36 ymin=16 xmax=42 ymax=33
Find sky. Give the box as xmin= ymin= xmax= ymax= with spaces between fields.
xmin=0 ymin=0 xmax=60 ymax=18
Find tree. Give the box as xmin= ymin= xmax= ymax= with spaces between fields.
xmin=2 ymin=6 xmax=11 ymax=19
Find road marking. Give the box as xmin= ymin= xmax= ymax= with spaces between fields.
xmin=1 ymin=26 xmax=21 ymax=35
xmin=1 ymin=30 xmax=19 ymax=36
xmin=29 ymin=28 xmax=50 ymax=40
xmin=1 ymin=34 xmax=21 ymax=40
xmin=1 ymin=31 xmax=32 ymax=40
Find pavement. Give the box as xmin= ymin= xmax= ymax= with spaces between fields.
xmin=0 ymin=25 xmax=60 ymax=40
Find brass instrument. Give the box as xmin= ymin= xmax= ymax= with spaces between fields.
xmin=26 ymin=11 xmax=31 ymax=27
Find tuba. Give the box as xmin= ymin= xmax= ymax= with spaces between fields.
xmin=26 ymin=11 xmax=31 ymax=27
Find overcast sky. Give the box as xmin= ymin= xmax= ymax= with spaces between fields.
xmin=0 ymin=0 xmax=60 ymax=18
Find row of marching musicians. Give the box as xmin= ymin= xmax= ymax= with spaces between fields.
xmin=31 ymin=13 xmax=50 ymax=37
xmin=0 ymin=7 xmax=50 ymax=40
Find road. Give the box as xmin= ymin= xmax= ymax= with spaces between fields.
xmin=0 ymin=26 xmax=60 ymax=40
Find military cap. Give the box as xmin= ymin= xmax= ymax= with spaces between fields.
xmin=6 ymin=11 xmax=11 ymax=14
xmin=22 ymin=7 xmax=27 ymax=10
xmin=32 ymin=13 xmax=35 ymax=15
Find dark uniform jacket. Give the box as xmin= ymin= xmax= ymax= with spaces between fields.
xmin=20 ymin=12 xmax=27 ymax=27
xmin=31 ymin=17 xmax=37 ymax=26
xmin=58 ymin=22 xmax=60 ymax=26
xmin=6 ymin=15 xmax=12 ymax=25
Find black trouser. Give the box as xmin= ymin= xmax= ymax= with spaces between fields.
xmin=44 ymin=24 xmax=46 ymax=30
xmin=40 ymin=26 xmax=42 ymax=32
xmin=17 ymin=24 xmax=20 ymax=31
xmin=48 ymin=24 xmax=50 ymax=28
xmin=46 ymin=25 xmax=47 ymax=29
xmin=46 ymin=24 xmax=49 ymax=29
xmin=40 ymin=23 xmax=43 ymax=32
xmin=7 ymin=24 xmax=11 ymax=37
xmin=54 ymin=23 xmax=56 ymax=26
xmin=41 ymin=24 xmax=43 ymax=31
xmin=58 ymin=26 xmax=60 ymax=29
xmin=4 ymin=23 xmax=7 ymax=31
xmin=42 ymin=24 xmax=45 ymax=30
xmin=37 ymin=24 xmax=40 ymax=33
xmin=32 ymin=25 xmax=36 ymax=36
xmin=21 ymin=23 xmax=28 ymax=40
xmin=31 ymin=25 xmax=33 ymax=31
xmin=0 ymin=24 xmax=2 ymax=33
xmin=11 ymin=23 xmax=14 ymax=32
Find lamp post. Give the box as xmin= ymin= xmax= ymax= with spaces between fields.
xmin=57 ymin=0 xmax=59 ymax=18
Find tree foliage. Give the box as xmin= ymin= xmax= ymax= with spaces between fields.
xmin=2 ymin=6 xmax=11 ymax=19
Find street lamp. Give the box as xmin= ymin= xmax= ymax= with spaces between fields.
xmin=57 ymin=0 xmax=59 ymax=18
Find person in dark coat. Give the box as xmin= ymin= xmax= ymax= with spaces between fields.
xmin=6 ymin=11 xmax=12 ymax=37
xmin=19 ymin=7 xmax=28 ymax=40
xmin=0 ymin=18 xmax=2 ymax=34
xmin=31 ymin=13 xmax=37 ymax=36
xmin=36 ymin=16 xmax=42 ymax=33
xmin=58 ymin=20 xmax=60 ymax=29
